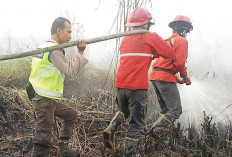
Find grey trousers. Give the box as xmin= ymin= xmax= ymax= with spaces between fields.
xmin=116 ymin=88 xmax=148 ymax=139
xmin=116 ymin=88 xmax=148 ymax=156
xmin=151 ymin=80 xmax=182 ymax=131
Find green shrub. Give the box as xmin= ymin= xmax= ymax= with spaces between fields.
xmin=0 ymin=57 xmax=32 ymax=88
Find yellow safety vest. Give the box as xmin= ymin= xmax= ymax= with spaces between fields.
xmin=29 ymin=41 xmax=65 ymax=99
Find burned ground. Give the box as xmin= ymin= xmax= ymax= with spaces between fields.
xmin=1 ymin=59 xmax=232 ymax=157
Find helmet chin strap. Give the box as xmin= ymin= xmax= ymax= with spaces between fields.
xmin=142 ymin=23 xmax=149 ymax=30
xmin=147 ymin=22 xmax=152 ymax=30
xmin=174 ymin=26 xmax=188 ymax=37
xmin=180 ymin=29 xmax=187 ymax=38
xmin=145 ymin=21 xmax=154 ymax=30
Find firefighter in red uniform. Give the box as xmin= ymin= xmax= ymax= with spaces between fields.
xmin=149 ymin=15 xmax=193 ymax=136
xmin=103 ymin=7 xmax=174 ymax=156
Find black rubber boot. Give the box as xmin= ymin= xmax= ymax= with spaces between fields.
xmin=103 ymin=111 xmax=125 ymax=149
xmin=150 ymin=115 xmax=172 ymax=139
xmin=31 ymin=143 xmax=50 ymax=157
xmin=125 ymin=138 xmax=139 ymax=157
xmin=151 ymin=115 xmax=172 ymax=130
xmin=57 ymin=139 xmax=80 ymax=157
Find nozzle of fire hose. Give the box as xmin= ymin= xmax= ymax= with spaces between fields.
xmin=177 ymin=77 xmax=191 ymax=85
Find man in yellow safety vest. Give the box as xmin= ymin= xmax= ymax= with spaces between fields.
xmin=29 ymin=17 xmax=88 ymax=157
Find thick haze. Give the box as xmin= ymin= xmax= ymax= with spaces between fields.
xmin=1 ymin=0 xmax=232 ymax=124
xmin=1 ymin=0 xmax=231 ymax=73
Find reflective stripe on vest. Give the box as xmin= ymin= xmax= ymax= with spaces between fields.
xmin=38 ymin=66 xmax=65 ymax=82
xmin=38 ymin=67 xmax=56 ymax=80
xmin=33 ymin=86 xmax=63 ymax=98
xmin=29 ymin=41 xmax=65 ymax=99
xmin=55 ymin=67 xmax=65 ymax=82
xmin=120 ymin=53 xmax=154 ymax=58
xmin=38 ymin=64 xmax=53 ymax=75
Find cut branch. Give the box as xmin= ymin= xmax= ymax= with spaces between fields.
xmin=0 ymin=30 xmax=148 ymax=61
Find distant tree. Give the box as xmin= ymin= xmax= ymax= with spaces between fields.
xmin=0 ymin=45 xmax=3 ymax=54
xmin=5 ymin=30 xmax=13 ymax=54
xmin=60 ymin=10 xmax=87 ymax=59
xmin=107 ymin=0 xmax=153 ymax=75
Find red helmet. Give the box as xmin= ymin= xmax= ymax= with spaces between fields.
xmin=126 ymin=7 xmax=154 ymax=27
xmin=169 ymin=15 xmax=193 ymax=32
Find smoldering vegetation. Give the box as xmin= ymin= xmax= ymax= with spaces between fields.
xmin=1 ymin=58 xmax=232 ymax=156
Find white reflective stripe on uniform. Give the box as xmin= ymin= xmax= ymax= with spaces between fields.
xmin=55 ymin=68 xmax=64 ymax=82
xmin=38 ymin=64 xmax=54 ymax=75
xmin=33 ymin=86 xmax=63 ymax=98
xmin=120 ymin=53 xmax=154 ymax=57
xmin=37 ymin=66 xmax=64 ymax=82
xmin=38 ymin=67 xmax=56 ymax=80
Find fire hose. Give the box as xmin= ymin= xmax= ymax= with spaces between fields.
xmin=0 ymin=30 xmax=148 ymax=61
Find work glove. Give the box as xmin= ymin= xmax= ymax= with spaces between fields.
xmin=185 ymin=77 xmax=191 ymax=85
xmin=177 ymin=77 xmax=191 ymax=85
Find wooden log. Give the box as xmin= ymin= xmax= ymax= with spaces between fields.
xmin=0 ymin=30 xmax=148 ymax=61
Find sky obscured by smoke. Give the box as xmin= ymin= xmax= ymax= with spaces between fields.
xmin=1 ymin=0 xmax=231 ymax=75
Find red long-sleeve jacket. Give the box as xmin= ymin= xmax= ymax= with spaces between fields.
xmin=150 ymin=33 xmax=188 ymax=83
xmin=115 ymin=32 xmax=174 ymax=89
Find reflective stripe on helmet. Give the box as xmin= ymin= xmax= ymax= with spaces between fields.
xmin=120 ymin=53 xmax=154 ymax=58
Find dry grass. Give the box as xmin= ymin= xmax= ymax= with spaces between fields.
xmin=1 ymin=60 xmax=232 ymax=156
xmin=1 ymin=84 xmax=232 ymax=157
xmin=0 ymin=85 xmax=126 ymax=157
